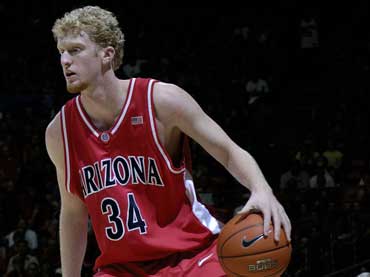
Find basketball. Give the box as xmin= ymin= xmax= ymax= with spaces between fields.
xmin=217 ymin=213 xmax=292 ymax=276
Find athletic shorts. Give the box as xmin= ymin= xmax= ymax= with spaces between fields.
xmin=94 ymin=238 xmax=226 ymax=277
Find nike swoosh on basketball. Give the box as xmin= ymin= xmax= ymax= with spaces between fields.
xmin=242 ymin=229 xmax=272 ymax=247
xmin=242 ymin=234 xmax=264 ymax=247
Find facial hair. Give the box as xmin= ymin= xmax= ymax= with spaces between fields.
xmin=66 ymin=79 xmax=88 ymax=94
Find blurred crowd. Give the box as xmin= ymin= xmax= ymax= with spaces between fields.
xmin=1 ymin=1 xmax=370 ymax=276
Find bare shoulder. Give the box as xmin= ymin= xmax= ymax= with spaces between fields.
xmin=45 ymin=112 xmax=64 ymax=168
xmin=45 ymin=112 xmax=61 ymax=140
xmin=45 ymin=113 xmax=86 ymax=208
xmin=152 ymin=81 xmax=201 ymax=126
xmin=152 ymin=82 xmax=187 ymax=107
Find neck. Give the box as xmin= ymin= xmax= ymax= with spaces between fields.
xmin=79 ymin=73 xmax=130 ymax=131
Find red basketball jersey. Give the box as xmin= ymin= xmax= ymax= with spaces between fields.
xmin=60 ymin=78 xmax=221 ymax=270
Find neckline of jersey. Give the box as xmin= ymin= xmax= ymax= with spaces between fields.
xmin=75 ymin=78 xmax=135 ymax=138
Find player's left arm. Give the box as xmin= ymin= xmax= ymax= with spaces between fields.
xmin=153 ymin=82 xmax=291 ymax=241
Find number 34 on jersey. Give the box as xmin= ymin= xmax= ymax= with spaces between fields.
xmin=101 ymin=192 xmax=147 ymax=241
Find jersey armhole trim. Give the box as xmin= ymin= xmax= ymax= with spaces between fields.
xmin=147 ymin=79 xmax=185 ymax=174
xmin=60 ymin=106 xmax=71 ymax=193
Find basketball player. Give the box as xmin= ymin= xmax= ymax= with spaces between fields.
xmin=45 ymin=6 xmax=291 ymax=277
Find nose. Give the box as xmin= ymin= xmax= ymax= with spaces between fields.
xmin=60 ymin=52 xmax=72 ymax=67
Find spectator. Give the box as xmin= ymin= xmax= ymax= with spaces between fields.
xmin=24 ymin=262 xmax=40 ymax=277
xmin=295 ymin=137 xmax=320 ymax=175
xmin=5 ymin=218 xmax=38 ymax=251
xmin=309 ymin=156 xmax=336 ymax=189
xmin=245 ymin=73 xmax=270 ymax=105
xmin=322 ymin=138 xmax=344 ymax=170
xmin=280 ymin=159 xmax=310 ymax=191
xmin=0 ymin=6 xmax=369 ymax=276
xmin=6 ymin=240 xmax=38 ymax=276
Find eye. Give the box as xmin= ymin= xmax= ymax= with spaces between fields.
xmin=70 ymin=48 xmax=81 ymax=55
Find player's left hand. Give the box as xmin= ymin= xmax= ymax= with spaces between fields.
xmin=238 ymin=187 xmax=291 ymax=242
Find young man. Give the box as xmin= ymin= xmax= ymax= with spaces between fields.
xmin=45 ymin=6 xmax=291 ymax=277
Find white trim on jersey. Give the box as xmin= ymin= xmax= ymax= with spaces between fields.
xmin=197 ymin=253 xmax=214 ymax=267
xmin=61 ymin=106 xmax=71 ymax=193
xmin=184 ymin=177 xmax=221 ymax=235
xmin=147 ymin=79 xmax=185 ymax=174
xmin=111 ymin=78 xmax=136 ymax=135
xmin=76 ymin=96 xmax=100 ymax=138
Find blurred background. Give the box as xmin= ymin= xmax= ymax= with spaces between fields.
xmin=0 ymin=1 xmax=370 ymax=276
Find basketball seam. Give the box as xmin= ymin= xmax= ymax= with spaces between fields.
xmin=219 ymin=222 xmax=266 ymax=257
xmin=265 ymin=265 xmax=288 ymax=277
xmin=219 ymin=243 xmax=290 ymax=258
xmin=219 ymin=245 xmax=291 ymax=276
xmin=218 ymin=217 xmax=291 ymax=276
xmin=220 ymin=222 xmax=265 ymax=252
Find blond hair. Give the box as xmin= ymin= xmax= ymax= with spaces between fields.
xmin=52 ymin=6 xmax=124 ymax=70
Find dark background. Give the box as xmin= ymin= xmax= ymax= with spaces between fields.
xmin=0 ymin=1 xmax=370 ymax=276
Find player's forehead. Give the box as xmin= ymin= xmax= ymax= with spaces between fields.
xmin=57 ymin=31 xmax=93 ymax=49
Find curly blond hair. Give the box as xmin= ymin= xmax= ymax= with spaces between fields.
xmin=52 ymin=6 xmax=124 ymax=70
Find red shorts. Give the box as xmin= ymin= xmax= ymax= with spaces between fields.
xmin=94 ymin=238 xmax=226 ymax=277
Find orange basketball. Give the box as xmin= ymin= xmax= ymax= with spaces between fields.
xmin=217 ymin=213 xmax=292 ymax=276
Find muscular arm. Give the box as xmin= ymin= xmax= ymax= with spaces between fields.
xmin=154 ymin=83 xmax=269 ymax=193
xmin=153 ymin=83 xmax=291 ymax=240
xmin=45 ymin=113 xmax=89 ymax=277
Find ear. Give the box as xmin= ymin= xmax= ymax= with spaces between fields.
xmin=101 ymin=46 xmax=115 ymax=67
